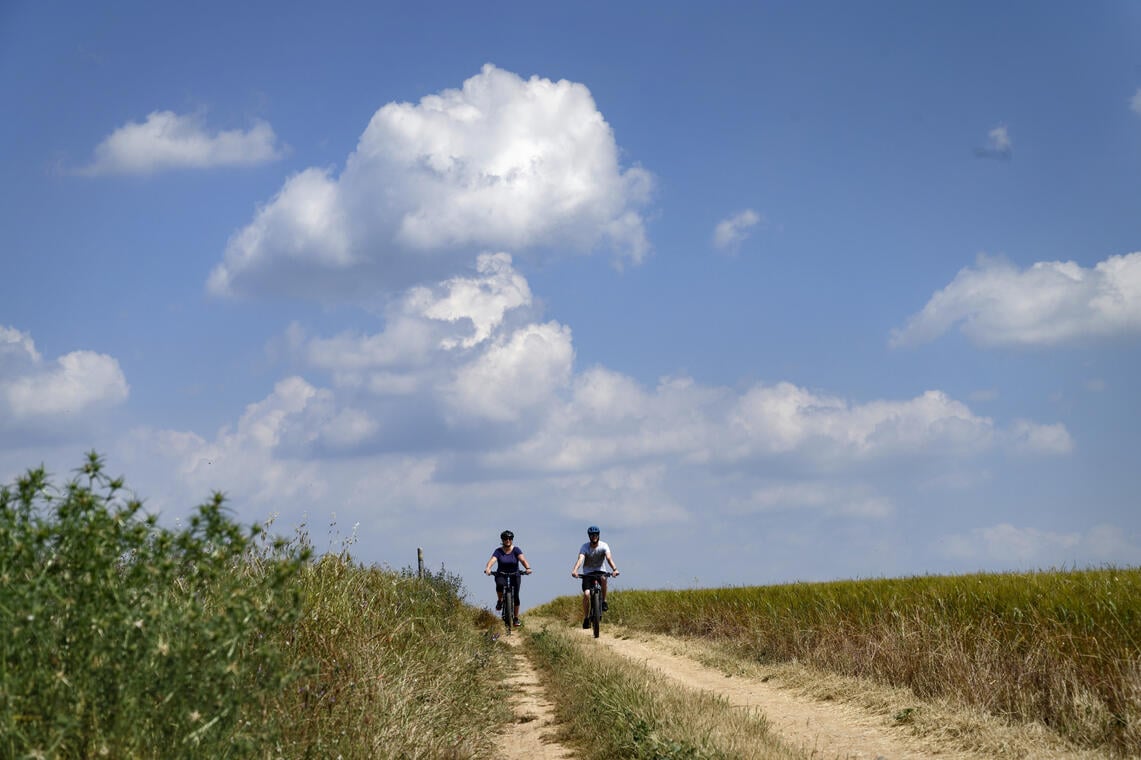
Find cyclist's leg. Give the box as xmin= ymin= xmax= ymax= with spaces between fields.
xmin=513 ymin=577 xmax=522 ymax=623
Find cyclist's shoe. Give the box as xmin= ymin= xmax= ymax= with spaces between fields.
xmin=582 ymin=617 xmax=591 ymax=629
xmin=495 ymin=599 xmax=502 ymax=611
xmin=602 ymin=601 xmax=609 ymax=612
xmin=514 ymin=619 xmax=523 ymax=627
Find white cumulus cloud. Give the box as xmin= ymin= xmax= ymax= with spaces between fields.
xmin=208 ymin=64 xmax=653 ymax=299
xmin=891 ymin=252 xmax=1141 ymax=348
xmin=0 ymin=326 xmax=128 ymax=430
xmin=80 ymin=111 xmax=283 ymax=175
xmin=1131 ymin=89 xmax=1141 ymax=115
xmin=416 ymin=252 xmax=532 ymax=349
xmin=712 ymin=209 xmax=761 ymax=250
xmin=447 ymin=321 xmax=574 ymax=423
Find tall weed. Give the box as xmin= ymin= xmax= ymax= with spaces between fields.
xmin=0 ymin=453 xmax=307 ymax=758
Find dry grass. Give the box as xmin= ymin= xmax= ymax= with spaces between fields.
xmin=630 ymin=626 xmax=1109 ymax=759
xmin=530 ymin=568 xmax=1141 ymax=756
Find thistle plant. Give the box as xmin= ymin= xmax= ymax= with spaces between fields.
xmin=0 ymin=452 xmax=309 ymax=758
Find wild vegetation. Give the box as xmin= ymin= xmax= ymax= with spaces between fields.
xmin=0 ymin=454 xmax=508 ymax=759
xmin=525 ymin=623 xmax=799 ymax=760
xmin=531 ymin=568 xmax=1141 ymax=756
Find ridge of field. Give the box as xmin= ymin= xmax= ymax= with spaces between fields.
xmin=529 ymin=568 xmax=1141 ymax=756
xmin=1 ymin=455 xmax=512 ymax=759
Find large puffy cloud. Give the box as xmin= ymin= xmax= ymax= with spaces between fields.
xmin=79 ymin=111 xmax=283 ymax=175
xmin=287 ymin=252 xmax=537 ymax=393
xmin=0 ymin=326 xmax=128 ymax=440
xmin=891 ymin=252 xmax=1141 ymax=348
xmin=209 ymin=64 xmax=653 ymax=298
xmin=447 ymin=322 xmax=574 ymax=423
xmin=117 ymin=256 xmax=1087 ymax=599
xmin=120 ymin=256 xmax=1076 ymax=560
xmin=487 ymin=379 xmax=1069 ymax=475
xmin=729 ymin=385 xmax=1014 ymax=460
xmin=418 ymin=252 xmax=532 ymax=349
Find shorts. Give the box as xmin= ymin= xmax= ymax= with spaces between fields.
xmin=495 ymin=573 xmax=522 ymax=604
xmin=580 ymin=574 xmax=606 ymax=592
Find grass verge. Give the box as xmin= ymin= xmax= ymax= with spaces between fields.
xmin=524 ymin=621 xmax=800 ymax=760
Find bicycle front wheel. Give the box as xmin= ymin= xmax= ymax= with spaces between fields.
xmin=503 ymin=583 xmax=515 ymax=633
xmin=591 ymin=586 xmax=601 ymax=638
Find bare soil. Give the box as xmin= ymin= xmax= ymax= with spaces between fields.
xmin=491 ymin=631 xmax=576 ymax=760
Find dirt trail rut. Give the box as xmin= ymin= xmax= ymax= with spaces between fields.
xmin=492 ymin=632 xmax=576 ymax=760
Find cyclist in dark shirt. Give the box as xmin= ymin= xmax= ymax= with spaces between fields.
xmin=483 ymin=530 xmax=532 ymax=625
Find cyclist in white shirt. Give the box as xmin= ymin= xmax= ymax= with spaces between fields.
xmin=570 ymin=525 xmax=619 ymax=629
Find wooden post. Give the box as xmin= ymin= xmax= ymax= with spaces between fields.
xmin=417 ymin=547 xmax=424 ymax=578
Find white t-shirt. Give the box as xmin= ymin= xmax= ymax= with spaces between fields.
xmin=578 ymin=540 xmax=611 ymax=574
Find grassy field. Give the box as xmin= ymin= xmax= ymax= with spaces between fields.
xmin=531 ymin=568 xmax=1141 ymax=756
xmin=0 ymin=455 xmax=509 ymax=759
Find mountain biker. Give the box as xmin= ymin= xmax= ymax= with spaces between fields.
xmin=570 ymin=525 xmax=619 ymax=629
xmin=484 ymin=530 xmax=532 ymax=626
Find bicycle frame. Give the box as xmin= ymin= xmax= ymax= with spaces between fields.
xmin=494 ymin=570 xmax=521 ymax=634
xmin=581 ymin=570 xmax=611 ymax=638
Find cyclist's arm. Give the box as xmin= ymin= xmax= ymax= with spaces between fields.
xmin=605 ymin=549 xmax=619 ymax=575
xmin=517 ymin=551 xmax=533 ymax=573
xmin=571 ymin=553 xmax=585 ymax=577
xmin=484 ymin=556 xmax=496 ymax=575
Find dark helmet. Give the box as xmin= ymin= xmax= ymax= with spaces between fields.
xmin=500 ymin=530 xmax=514 ymax=541
xmin=587 ymin=525 xmax=600 ymax=536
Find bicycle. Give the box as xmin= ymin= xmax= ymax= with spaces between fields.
xmin=580 ymin=570 xmax=612 ymax=638
xmin=493 ymin=570 xmax=523 ymax=634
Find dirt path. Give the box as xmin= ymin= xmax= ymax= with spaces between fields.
xmin=494 ymin=619 xmax=1105 ymax=760
xmin=492 ymin=632 xmax=576 ymax=760
xmin=591 ymin=629 xmax=945 ymax=760
xmin=582 ymin=626 xmax=1103 ymax=760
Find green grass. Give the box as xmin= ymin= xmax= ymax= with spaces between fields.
xmin=531 ymin=568 xmax=1141 ymax=755
xmin=524 ymin=624 xmax=798 ymax=760
xmin=0 ymin=454 xmax=510 ymax=759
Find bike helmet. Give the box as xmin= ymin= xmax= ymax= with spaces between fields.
xmin=587 ymin=525 xmax=600 ymax=535
xmin=500 ymin=530 xmax=514 ymax=540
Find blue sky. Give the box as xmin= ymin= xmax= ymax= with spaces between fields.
xmin=3 ymin=1 xmax=1140 ymax=607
